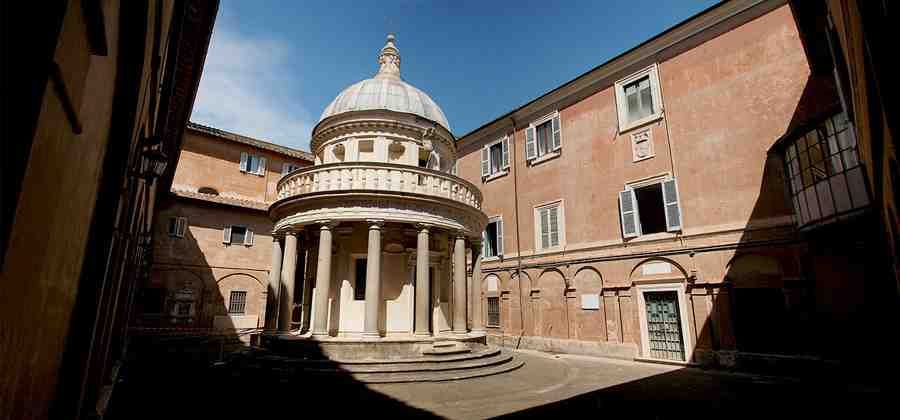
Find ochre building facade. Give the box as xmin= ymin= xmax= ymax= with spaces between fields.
xmin=135 ymin=124 xmax=313 ymax=332
xmin=456 ymin=0 xmax=892 ymax=369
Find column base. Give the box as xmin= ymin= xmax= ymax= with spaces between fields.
xmin=413 ymin=331 xmax=433 ymax=337
xmin=311 ymin=331 xmax=330 ymax=337
xmin=361 ymin=331 xmax=382 ymax=338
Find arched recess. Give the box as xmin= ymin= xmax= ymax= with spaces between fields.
xmin=571 ymin=267 xmax=605 ymax=341
xmin=536 ymin=269 xmax=568 ymax=339
xmin=507 ymin=271 xmax=532 ymax=335
xmin=214 ymin=273 xmax=267 ymax=329
xmin=724 ymin=253 xmax=800 ymax=355
xmin=482 ymin=274 xmax=502 ymax=329
xmin=149 ymin=268 xmax=208 ymax=326
xmin=629 ymin=258 xmax=694 ymax=362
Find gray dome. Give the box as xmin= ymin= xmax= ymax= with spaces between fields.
xmin=319 ymin=77 xmax=450 ymax=130
xmin=318 ymin=34 xmax=450 ymax=131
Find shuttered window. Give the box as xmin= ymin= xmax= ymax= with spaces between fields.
xmin=240 ymin=152 xmax=266 ymax=175
xmin=619 ymin=178 xmax=682 ymax=238
xmin=168 ymin=217 xmax=187 ymax=238
xmin=282 ymin=162 xmax=301 ymax=175
xmin=526 ymin=111 xmax=562 ymax=162
xmin=223 ymin=225 xmax=254 ymax=246
xmin=481 ymin=136 xmax=510 ymax=180
xmin=536 ymin=203 xmax=562 ymax=250
xmin=483 ymin=218 xmax=503 ymax=258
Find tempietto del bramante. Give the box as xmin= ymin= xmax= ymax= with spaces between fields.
xmin=258 ymin=35 xmax=521 ymax=380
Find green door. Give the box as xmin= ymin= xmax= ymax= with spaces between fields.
xmin=644 ymin=291 xmax=685 ymax=361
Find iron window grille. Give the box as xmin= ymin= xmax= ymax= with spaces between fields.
xmin=228 ymin=291 xmax=247 ymax=315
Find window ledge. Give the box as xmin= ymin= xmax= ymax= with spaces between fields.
xmin=528 ymin=151 xmax=561 ymax=166
xmin=482 ymin=255 xmax=501 ymax=262
xmin=632 ymin=154 xmax=655 ymax=163
xmin=619 ymin=113 xmax=663 ymax=134
xmin=483 ymin=170 xmax=508 ymax=183
xmin=629 ymin=231 xmax=679 ymax=243
xmin=534 ymin=245 xmax=565 ymax=255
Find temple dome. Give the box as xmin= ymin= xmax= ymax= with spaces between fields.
xmin=318 ymin=34 xmax=450 ymax=131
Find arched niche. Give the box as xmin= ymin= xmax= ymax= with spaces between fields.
xmin=536 ymin=269 xmax=568 ymax=339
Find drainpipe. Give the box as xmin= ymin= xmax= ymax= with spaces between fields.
xmin=509 ymin=116 xmax=527 ymax=349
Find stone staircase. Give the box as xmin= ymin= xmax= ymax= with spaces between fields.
xmin=224 ymin=343 xmax=524 ymax=384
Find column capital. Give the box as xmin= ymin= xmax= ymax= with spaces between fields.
xmin=415 ymin=223 xmax=432 ymax=233
xmin=367 ymin=219 xmax=385 ymax=230
xmin=316 ymin=220 xmax=339 ymax=231
xmin=453 ymin=231 xmax=468 ymax=240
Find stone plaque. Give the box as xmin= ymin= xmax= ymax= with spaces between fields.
xmin=642 ymin=261 xmax=672 ymax=275
xmin=581 ymin=293 xmax=600 ymax=310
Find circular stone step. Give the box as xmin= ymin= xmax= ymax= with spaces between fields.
xmin=226 ymin=346 xmax=524 ymax=383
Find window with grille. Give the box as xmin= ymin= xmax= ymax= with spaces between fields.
xmin=228 ymin=291 xmax=247 ymax=315
xmin=487 ymin=297 xmax=500 ymax=327
xmin=782 ymin=112 xmax=869 ymax=228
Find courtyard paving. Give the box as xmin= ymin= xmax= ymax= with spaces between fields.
xmin=110 ymin=341 xmax=890 ymax=419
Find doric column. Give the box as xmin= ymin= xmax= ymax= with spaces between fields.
xmin=452 ymin=234 xmax=468 ymax=334
xmin=312 ymin=222 xmax=335 ymax=336
xmin=363 ymin=220 xmax=384 ymax=337
xmin=278 ymin=231 xmax=298 ymax=333
xmin=470 ymin=241 xmax=485 ymax=333
xmin=265 ymin=234 xmax=283 ymax=331
xmin=414 ymin=224 xmax=431 ymax=336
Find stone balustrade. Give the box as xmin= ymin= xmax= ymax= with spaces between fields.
xmin=276 ymin=162 xmax=482 ymax=210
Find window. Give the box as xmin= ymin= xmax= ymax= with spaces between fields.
xmin=782 ymin=112 xmax=868 ymax=227
xmin=525 ymin=111 xmax=561 ymax=162
xmin=615 ymin=64 xmax=663 ymax=132
xmin=240 ymin=152 xmax=266 ymax=175
xmin=354 ymin=258 xmax=367 ymax=300
xmin=228 ymin=291 xmax=247 ymax=315
xmin=619 ymin=178 xmax=682 ymax=238
xmin=480 ymin=136 xmax=509 ymax=180
xmin=167 ymin=217 xmax=187 ymax=238
xmin=223 ymin=225 xmax=254 ymax=246
xmin=487 ymin=297 xmax=500 ymax=327
xmin=482 ymin=217 xmax=503 ymax=258
xmin=535 ymin=202 xmax=564 ymax=250
xmin=282 ymin=162 xmax=301 ymax=175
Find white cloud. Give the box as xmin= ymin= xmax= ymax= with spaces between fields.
xmin=191 ymin=22 xmax=313 ymax=150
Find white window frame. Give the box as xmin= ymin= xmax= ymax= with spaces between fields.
xmin=619 ymin=174 xmax=683 ymax=239
xmin=615 ymin=64 xmax=664 ymax=133
xmin=240 ymin=152 xmax=266 ymax=176
xmin=533 ymin=199 xmax=565 ymax=253
xmin=223 ymin=225 xmax=254 ymax=246
xmin=635 ymin=282 xmax=693 ymax=363
xmin=525 ymin=111 xmax=562 ymax=166
xmin=482 ymin=215 xmax=504 ymax=260
xmin=481 ymin=136 xmax=510 ymax=182
xmin=168 ymin=217 xmax=187 ymax=238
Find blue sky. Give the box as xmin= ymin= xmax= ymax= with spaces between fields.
xmin=191 ymin=0 xmax=719 ymax=150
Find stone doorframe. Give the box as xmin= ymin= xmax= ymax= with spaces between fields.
xmin=635 ymin=281 xmax=694 ymax=363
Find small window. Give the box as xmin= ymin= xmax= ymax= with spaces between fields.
xmin=615 ymin=64 xmax=663 ymax=132
xmin=282 ymin=163 xmax=301 ymax=175
xmin=223 ymin=225 xmax=254 ymax=246
xmin=487 ymin=296 xmax=500 ymax=327
xmin=483 ymin=217 xmax=503 ymax=258
xmin=240 ymin=152 xmax=266 ymax=175
xmin=228 ymin=291 xmax=247 ymax=315
xmin=168 ymin=217 xmax=187 ymax=238
xmin=354 ymin=258 xmax=367 ymax=300
xmin=536 ymin=202 xmax=564 ymax=250
xmin=525 ymin=112 xmax=562 ymax=162
xmin=480 ymin=136 xmax=509 ymax=179
xmin=619 ymin=178 xmax=682 ymax=238
xmin=197 ymin=187 xmax=219 ymax=195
